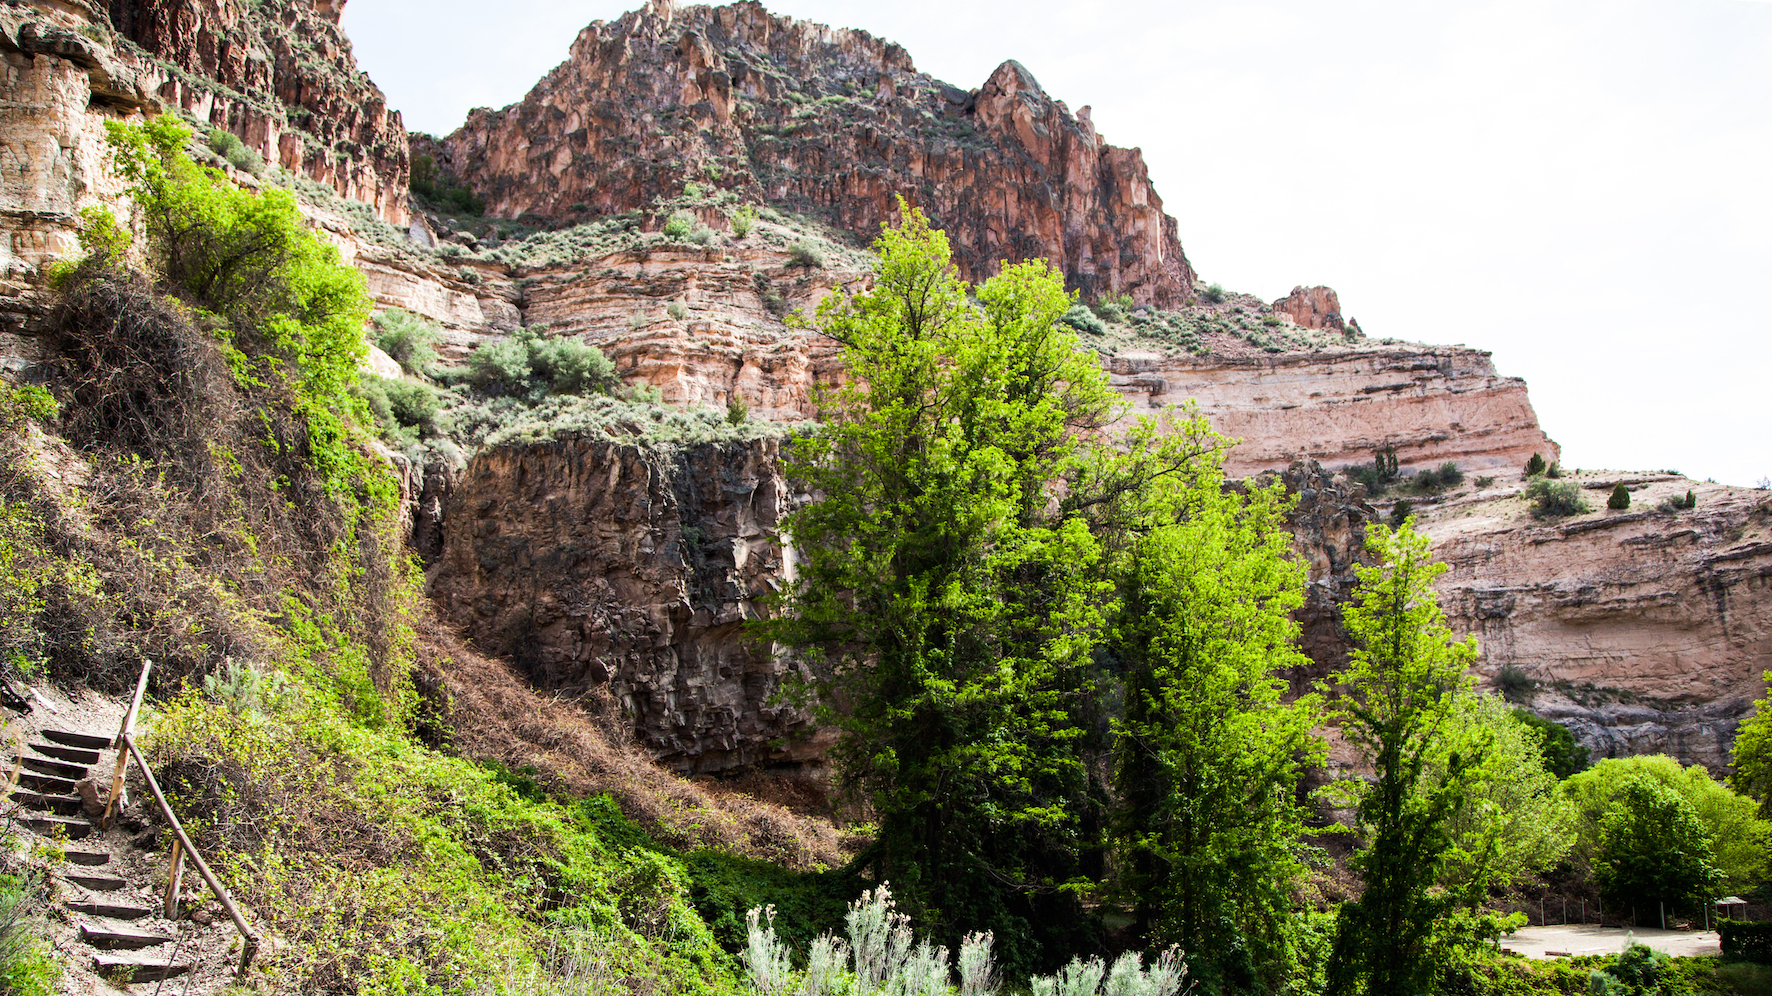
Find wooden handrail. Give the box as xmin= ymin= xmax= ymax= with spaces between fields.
xmin=121 ymin=733 xmax=261 ymax=974
xmin=100 ymin=660 xmax=151 ymax=828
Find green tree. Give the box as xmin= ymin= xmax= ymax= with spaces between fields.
xmin=1608 ymin=483 xmax=1632 ymax=510
xmin=1563 ymin=754 xmax=1770 ymax=891
xmin=762 ymin=203 xmax=1121 ymax=971
xmin=1511 ymin=709 xmax=1590 ymax=779
xmin=1732 ymin=673 xmax=1772 ymax=818
xmin=1325 ymin=522 xmax=1494 ymax=996
xmin=1524 ymin=453 xmax=1547 ymax=477
xmin=1109 ymin=444 xmax=1325 ymax=994
xmin=1593 ymin=778 xmax=1724 ymax=919
xmin=1436 ymin=696 xmax=1576 ymax=895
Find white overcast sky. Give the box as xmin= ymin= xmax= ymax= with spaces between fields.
xmin=340 ymin=0 xmax=1772 ymax=486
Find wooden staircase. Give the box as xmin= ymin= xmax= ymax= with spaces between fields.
xmin=7 ymin=727 xmax=192 ymax=984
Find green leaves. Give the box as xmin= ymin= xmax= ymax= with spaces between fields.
xmin=1593 ymin=778 xmax=1724 ymax=913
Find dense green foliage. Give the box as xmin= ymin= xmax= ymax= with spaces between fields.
xmin=1563 ymin=755 xmax=1770 ymax=893
xmin=1110 ymin=450 xmax=1324 ymax=993
xmin=1526 ymin=478 xmax=1591 ymax=518
xmin=1721 ymin=920 xmax=1772 ymax=964
xmin=461 ymin=325 xmax=618 ymax=399
xmin=1734 ymin=674 xmax=1772 ymax=818
xmin=1608 ymin=483 xmax=1633 ymax=510
xmin=373 ymin=307 xmax=440 ymax=377
xmin=1592 ymin=778 xmax=1723 ymax=917
xmin=1512 ymin=709 xmax=1592 ymax=779
xmin=1525 ymin=453 xmax=1547 ymax=477
xmin=764 ymin=204 xmax=1123 ymax=973
xmin=1326 ymin=524 xmax=1523 ymax=996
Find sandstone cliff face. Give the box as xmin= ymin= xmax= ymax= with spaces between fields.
xmin=1107 ymin=345 xmax=1558 ymax=478
xmin=1410 ymin=475 xmax=1772 ymax=773
xmin=440 ymin=0 xmax=1195 ymax=307
xmin=428 ymin=434 xmax=822 ymax=774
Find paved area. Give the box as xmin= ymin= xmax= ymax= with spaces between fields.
xmin=1501 ymin=924 xmax=1721 ymax=959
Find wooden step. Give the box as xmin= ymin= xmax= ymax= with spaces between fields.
xmin=28 ymin=742 xmax=101 ymax=765
xmin=78 ymin=919 xmax=174 ymax=950
xmin=11 ymin=790 xmax=83 ymax=817
xmin=67 ymin=899 xmax=151 ymax=920
xmin=22 ymin=814 xmax=92 ymax=839
xmin=63 ymin=870 xmax=127 ymax=892
xmin=90 ymin=953 xmax=189 ymax=982
xmin=13 ymin=755 xmax=87 ymax=780
xmin=16 ymin=772 xmax=78 ymax=795
xmin=42 ymin=730 xmax=113 ymax=751
xmin=63 ymin=850 xmax=110 ymax=866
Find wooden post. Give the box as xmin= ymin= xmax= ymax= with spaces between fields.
xmin=4 ymin=733 xmax=24 ymax=794
xmin=121 ymin=734 xmax=260 ymax=974
xmin=101 ymin=660 xmax=150 ymax=828
xmin=162 ymin=839 xmax=184 ymax=919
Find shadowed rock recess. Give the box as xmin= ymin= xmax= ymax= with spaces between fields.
xmin=4 ymin=0 xmax=1766 ymax=779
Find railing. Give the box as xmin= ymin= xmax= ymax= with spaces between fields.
xmin=102 ymin=661 xmax=262 ymax=974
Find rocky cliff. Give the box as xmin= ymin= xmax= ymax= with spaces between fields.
xmin=1407 ymin=474 xmax=1772 ymax=774
xmin=438 ymin=0 xmax=1195 ymax=307
xmin=0 ymin=0 xmax=409 ymax=342
xmin=427 ymin=433 xmax=824 ymax=774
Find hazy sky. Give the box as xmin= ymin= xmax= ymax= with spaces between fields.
xmin=340 ymin=0 xmax=1772 ymax=486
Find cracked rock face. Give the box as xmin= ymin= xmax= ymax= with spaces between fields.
xmin=427 ymin=435 xmax=823 ymax=774
xmin=440 ymin=0 xmax=1195 ymax=307
xmin=1413 ymin=475 xmax=1772 ymax=774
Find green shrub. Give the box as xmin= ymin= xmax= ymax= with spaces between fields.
xmin=730 ymin=204 xmax=757 ymax=238
xmin=1723 ymin=920 xmax=1772 ymax=964
xmin=1685 ymin=489 xmax=1697 ymax=510
xmin=668 ymin=300 xmax=689 ymax=321
xmin=726 ymin=395 xmax=747 ymax=426
xmin=1474 ymin=475 xmax=1496 ymax=489
xmin=465 ymin=328 xmax=617 ymax=400
xmin=662 ymin=211 xmax=695 ymax=239
xmin=372 ymin=308 xmax=440 ymax=377
xmin=1526 ymin=478 xmax=1590 ymax=518
xmin=1495 ymin=665 xmax=1535 ymax=702
xmin=1405 ymin=461 xmax=1464 ymax=494
xmin=1546 ymin=461 xmax=1565 ymax=479
xmin=1201 ymin=283 xmax=1226 ymax=304
xmin=1525 ymin=453 xmax=1547 ymax=477
xmin=1512 ymin=709 xmax=1591 ymax=778
xmin=1608 ymin=483 xmax=1632 ymax=510
xmin=0 ymin=872 xmax=59 ymax=996
xmin=1389 ymin=498 xmax=1414 ymax=527
xmin=690 ymin=227 xmax=715 ymax=246
xmin=1060 ymin=304 xmax=1106 ymax=337
xmin=787 ymin=240 xmax=824 ymax=268
xmin=1091 ymin=292 xmax=1133 ymax=324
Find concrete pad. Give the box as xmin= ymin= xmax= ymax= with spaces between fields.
xmin=1501 ymin=924 xmax=1720 ymax=959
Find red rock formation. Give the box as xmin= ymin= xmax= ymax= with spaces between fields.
xmin=1272 ymin=285 xmax=1344 ymax=330
xmin=440 ymin=1 xmax=1194 ymax=307
xmin=105 ymin=0 xmax=409 ymax=223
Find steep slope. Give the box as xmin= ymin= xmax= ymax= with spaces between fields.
xmin=438 ymin=0 xmax=1195 ymax=307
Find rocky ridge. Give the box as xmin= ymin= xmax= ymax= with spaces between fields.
xmin=438 ymin=0 xmax=1195 ymax=308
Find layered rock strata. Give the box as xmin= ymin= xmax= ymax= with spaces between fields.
xmin=1409 ymin=474 xmax=1772 ymax=773
xmin=440 ymin=0 xmax=1195 ymax=306
xmin=428 ymin=434 xmax=821 ymax=774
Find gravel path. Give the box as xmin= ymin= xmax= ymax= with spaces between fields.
xmin=1501 ymin=924 xmax=1721 ymax=959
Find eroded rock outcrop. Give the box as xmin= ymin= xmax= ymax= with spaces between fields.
xmin=1411 ymin=476 xmax=1772 ymax=773
xmin=428 ymin=434 xmax=821 ymax=774
xmin=1272 ymin=285 xmax=1344 ymax=331
xmin=440 ymin=1 xmax=1195 ymax=306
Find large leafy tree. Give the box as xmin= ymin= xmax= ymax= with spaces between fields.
xmin=1108 ymin=446 xmax=1324 ymax=994
xmin=1325 ymin=523 xmax=1494 ymax=996
xmin=1563 ymin=754 xmax=1770 ymax=891
xmin=763 ymin=204 xmax=1122 ymax=969
xmin=1593 ymin=778 xmax=1724 ymax=919
xmin=1732 ymin=673 xmax=1772 ymax=818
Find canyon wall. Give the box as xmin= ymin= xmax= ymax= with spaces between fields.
xmin=1415 ymin=475 xmax=1772 ymax=774
xmin=439 ymin=0 xmax=1195 ymax=307
xmin=427 ymin=434 xmax=824 ymax=774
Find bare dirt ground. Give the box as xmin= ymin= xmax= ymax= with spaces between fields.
xmin=1502 ymin=924 xmax=1722 ymax=959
